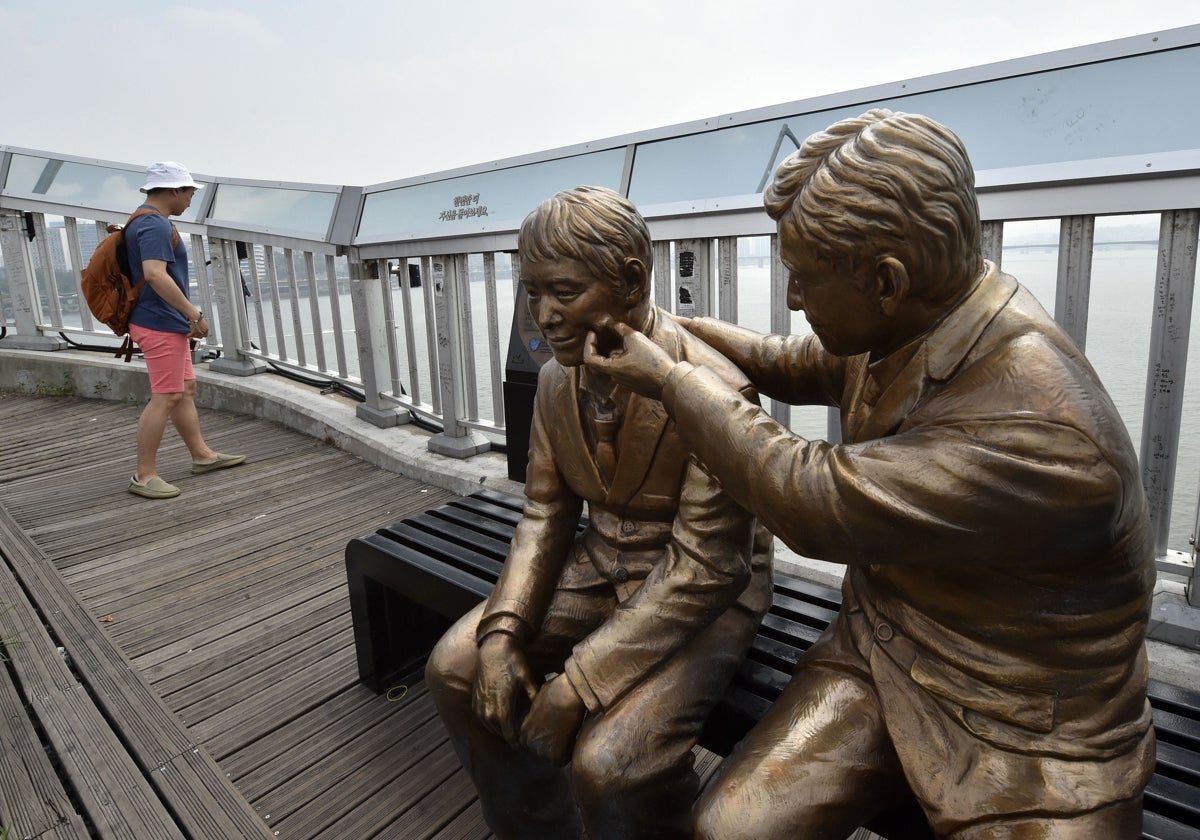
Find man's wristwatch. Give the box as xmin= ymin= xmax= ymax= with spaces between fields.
xmin=190 ymin=310 xmax=204 ymax=325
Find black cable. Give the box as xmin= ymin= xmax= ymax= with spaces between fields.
xmin=264 ymin=361 xmax=367 ymax=403
xmin=58 ymin=331 xmax=126 ymax=354
xmin=51 ymin=331 xmax=504 ymax=449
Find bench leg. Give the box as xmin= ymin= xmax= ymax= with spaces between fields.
xmin=346 ymin=553 xmax=454 ymax=693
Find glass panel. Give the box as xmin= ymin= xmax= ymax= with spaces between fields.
xmin=358 ymin=149 xmax=625 ymax=239
xmin=4 ymin=154 xmax=205 ymax=221
xmin=629 ymin=46 xmax=1200 ymax=206
xmin=209 ymin=184 xmax=337 ymax=237
xmin=999 ymin=220 xmax=1060 ymax=314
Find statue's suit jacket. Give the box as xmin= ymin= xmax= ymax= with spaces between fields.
xmin=667 ymin=263 xmax=1156 ymax=825
xmin=479 ymin=307 xmax=772 ymax=714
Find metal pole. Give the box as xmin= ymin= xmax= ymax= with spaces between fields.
xmin=348 ymin=249 xmax=408 ymax=427
xmin=0 ymin=209 xmax=65 ymax=350
xmin=428 ymin=255 xmax=489 ymax=458
xmin=1140 ymin=210 xmax=1199 ymax=571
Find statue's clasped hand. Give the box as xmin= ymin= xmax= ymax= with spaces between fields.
xmin=583 ymin=321 xmax=675 ymax=401
xmin=520 ymin=674 xmax=586 ymax=767
xmin=472 ymin=633 xmax=538 ymax=747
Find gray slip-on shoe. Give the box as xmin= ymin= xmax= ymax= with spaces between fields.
xmin=191 ymin=453 xmax=247 ymax=475
xmin=129 ymin=475 xmax=181 ymax=499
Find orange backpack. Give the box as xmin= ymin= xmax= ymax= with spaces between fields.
xmin=81 ymin=207 xmax=179 ymax=360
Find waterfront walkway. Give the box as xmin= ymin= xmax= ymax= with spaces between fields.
xmin=0 ymin=392 xmax=491 ymax=839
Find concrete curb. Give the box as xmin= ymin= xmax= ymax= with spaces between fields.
xmin=0 ymin=346 xmax=523 ymax=499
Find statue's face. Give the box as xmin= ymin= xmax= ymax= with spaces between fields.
xmin=522 ymin=256 xmax=625 ymax=367
xmin=780 ymin=224 xmax=889 ymax=358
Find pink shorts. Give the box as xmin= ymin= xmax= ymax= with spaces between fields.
xmin=129 ymin=324 xmax=194 ymax=394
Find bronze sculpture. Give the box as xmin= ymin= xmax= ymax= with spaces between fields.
xmin=585 ymin=110 xmax=1155 ymax=838
xmin=425 ymin=185 xmax=773 ymax=839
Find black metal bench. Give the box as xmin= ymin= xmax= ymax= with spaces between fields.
xmin=345 ymin=489 xmax=1200 ymax=840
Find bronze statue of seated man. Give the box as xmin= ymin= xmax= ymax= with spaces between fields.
xmin=425 ymin=185 xmax=772 ymax=840
xmin=586 ymin=110 xmax=1155 ymax=839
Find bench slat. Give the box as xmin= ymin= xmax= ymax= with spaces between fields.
xmin=448 ymin=495 xmax=526 ymax=528
xmin=379 ymin=521 xmax=505 ymax=581
xmin=1147 ymin=774 xmax=1200 ymax=827
xmin=1145 ymin=810 xmax=1200 ymax=840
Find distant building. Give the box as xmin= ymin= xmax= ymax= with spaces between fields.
xmin=44 ymin=220 xmax=70 ymax=271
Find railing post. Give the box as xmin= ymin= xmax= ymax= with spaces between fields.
xmin=674 ymin=239 xmax=711 ymax=318
xmin=769 ymin=233 xmax=791 ymax=428
xmin=0 ymin=209 xmax=66 ymax=350
xmin=652 ymin=242 xmax=671 ymax=311
xmin=1054 ymin=215 xmax=1095 ymax=352
xmin=348 ymin=249 xmax=410 ymax=428
xmin=1140 ymin=210 xmax=1199 ymax=571
xmin=207 ymin=237 xmax=267 ymax=377
xmin=981 ymin=220 xmax=1004 ymax=270
xmin=716 ymin=236 xmax=738 ymax=322
xmin=428 ymin=255 xmax=490 ymax=458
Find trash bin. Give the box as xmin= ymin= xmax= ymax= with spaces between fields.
xmin=503 ymin=285 xmax=553 ymax=482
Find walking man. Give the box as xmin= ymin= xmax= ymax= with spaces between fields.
xmin=126 ymin=161 xmax=244 ymax=499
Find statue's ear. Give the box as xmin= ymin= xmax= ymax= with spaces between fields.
xmin=875 ymin=256 xmax=910 ymax=317
xmin=620 ymin=257 xmax=649 ymax=305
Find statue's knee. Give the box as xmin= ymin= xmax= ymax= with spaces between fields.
xmin=425 ymin=624 xmax=472 ymax=699
xmin=694 ymin=784 xmax=748 ymax=840
xmin=692 ymin=798 xmax=721 ymax=840
xmin=570 ymin=729 xmax=629 ymax=801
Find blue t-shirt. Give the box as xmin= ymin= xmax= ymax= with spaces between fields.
xmin=126 ymin=206 xmax=191 ymax=334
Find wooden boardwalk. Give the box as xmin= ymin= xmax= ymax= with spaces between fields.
xmin=0 ymin=392 xmax=493 ymax=839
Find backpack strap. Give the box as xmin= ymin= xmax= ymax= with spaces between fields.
xmin=116 ymin=334 xmax=137 ymax=363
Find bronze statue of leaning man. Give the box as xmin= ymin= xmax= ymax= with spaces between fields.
xmin=425 ymin=185 xmax=773 ymax=839
xmin=586 ymin=109 xmax=1156 ymax=838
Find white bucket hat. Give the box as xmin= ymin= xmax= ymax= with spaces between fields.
xmin=140 ymin=161 xmax=204 ymax=193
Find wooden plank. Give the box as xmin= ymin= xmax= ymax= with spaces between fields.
xmin=227 ymin=683 xmax=428 ymax=799
xmin=176 ymin=624 xmax=355 ymax=722
xmin=0 ymin=508 xmax=193 ymax=761
xmin=0 ymin=506 xmax=275 ymax=839
xmin=251 ymin=691 xmax=443 ymax=829
xmin=429 ymin=799 xmax=491 ymax=840
xmin=158 ymin=604 xmax=349 ymax=709
xmin=0 ymin=394 xmax=491 ymax=837
xmin=303 ymin=736 xmax=461 ymax=840
xmin=0 ymin=667 xmax=91 ymax=840
xmin=146 ymin=586 xmax=349 ymax=689
xmin=262 ymin=705 xmax=451 ymax=835
xmin=151 ymin=748 xmax=275 ymax=840
xmin=378 ymin=765 xmax=479 ymax=840
xmin=0 ymin=548 xmax=184 ymax=838
xmin=129 ymin=575 xmax=350 ymax=670
xmin=192 ymin=652 xmax=363 ymax=759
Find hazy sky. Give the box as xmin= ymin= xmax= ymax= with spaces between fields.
xmin=2 ymin=1 xmax=1196 ymax=186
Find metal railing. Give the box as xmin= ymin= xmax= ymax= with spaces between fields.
xmin=2 ymin=206 xmax=1197 ymax=557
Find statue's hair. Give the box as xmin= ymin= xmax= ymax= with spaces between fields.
xmin=518 ymin=185 xmax=653 ymax=283
xmin=764 ymin=109 xmax=983 ymax=302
